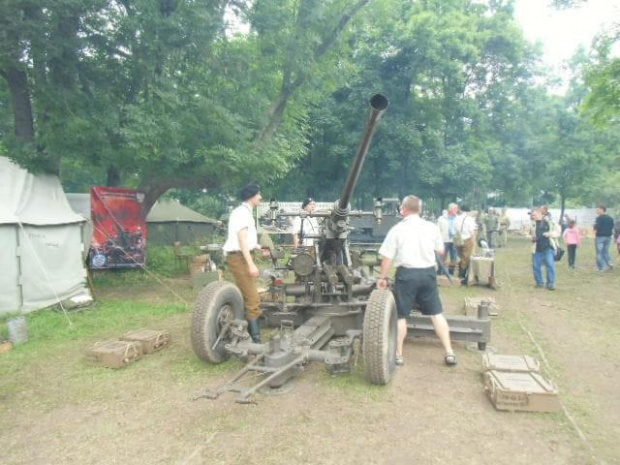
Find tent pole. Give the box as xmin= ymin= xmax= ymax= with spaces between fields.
xmin=15 ymin=226 xmax=24 ymax=311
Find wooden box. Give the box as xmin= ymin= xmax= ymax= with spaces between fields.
xmin=482 ymin=354 xmax=540 ymax=373
xmin=87 ymin=340 xmax=143 ymax=369
xmin=121 ymin=329 xmax=170 ymax=354
xmin=484 ymin=370 xmax=560 ymax=413
xmin=463 ymin=297 xmax=499 ymax=316
xmin=468 ymin=256 xmax=496 ymax=288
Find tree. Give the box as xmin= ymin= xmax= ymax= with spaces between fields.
xmin=551 ymin=0 xmax=587 ymax=8
xmin=582 ymin=31 xmax=620 ymax=127
xmin=0 ymin=0 xmax=372 ymax=215
xmin=273 ymin=0 xmax=541 ymax=210
xmin=534 ymin=49 xmax=619 ymax=219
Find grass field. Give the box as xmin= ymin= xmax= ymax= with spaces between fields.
xmin=0 ymin=236 xmax=618 ymax=465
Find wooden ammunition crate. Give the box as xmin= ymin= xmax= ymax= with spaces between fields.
xmin=467 ymin=256 xmax=497 ymax=288
xmin=484 ymin=370 xmax=560 ymax=413
xmin=121 ymin=329 xmax=170 ymax=354
xmin=463 ymin=297 xmax=499 ymax=317
xmin=482 ymin=354 xmax=540 ymax=373
xmin=87 ymin=340 xmax=143 ymax=369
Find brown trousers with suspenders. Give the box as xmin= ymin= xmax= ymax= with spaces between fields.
xmin=226 ymin=252 xmax=261 ymax=320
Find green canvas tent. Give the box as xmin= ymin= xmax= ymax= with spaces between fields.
xmin=66 ymin=196 xmax=218 ymax=248
xmin=146 ymin=200 xmax=218 ymax=246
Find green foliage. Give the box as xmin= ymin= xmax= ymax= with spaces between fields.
xmin=533 ymin=50 xmax=620 ymax=210
xmin=0 ymin=0 xmax=613 ymax=212
xmin=90 ymin=246 xmax=193 ymax=285
xmin=582 ymin=31 xmax=620 ymax=128
xmin=1 ymin=0 xmax=372 ymax=212
xmin=145 ymin=245 xmax=197 ymax=278
xmin=583 ymin=58 xmax=620 ymax=126
xmin=91 ymin=270 xmax=152 ymax=288
xmin=165 ymin=188 xmax=230 ymax=220
xmin=272 ymin=0 xmax=540 ymax=209
xmin=579 ymin=157 xmax=620 ymax=206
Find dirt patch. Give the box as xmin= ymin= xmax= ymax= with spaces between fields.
xmin=1 ymin=237 xmax=617 ymax=465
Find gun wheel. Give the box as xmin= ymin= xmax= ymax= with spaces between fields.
xmin=362 ymin=289 xmax=398 ymax=385
xmin=191 ymin=280 xmax=245 ymax=364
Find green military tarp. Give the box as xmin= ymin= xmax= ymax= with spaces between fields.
xmin=146 ymin=200 xmax=218 ymax=246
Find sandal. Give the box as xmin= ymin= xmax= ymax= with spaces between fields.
xmin=444 ymin=353 xmax=457 ymax=366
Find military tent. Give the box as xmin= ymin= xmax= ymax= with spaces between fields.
xmin=147 ymin=200 xmax=218 ymax=246
xmin=0 ymin=157 xmax=91 ymax=315
xmin=66 ymin=196 xmax=218 ymax=247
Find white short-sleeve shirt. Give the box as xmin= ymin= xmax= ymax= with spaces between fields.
xmin=379 ymin=215 xmax=444 ymax=268
xmin=292 ymin=215 xmax=320 ymax=246
xmin=453 ymin=213 xmax=477 ymax=240
xmin=223 ymin=203 xmax=258 ymax=253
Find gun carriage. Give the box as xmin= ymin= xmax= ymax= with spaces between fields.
xmin=191 ymin=94 xmax=398 ymax=403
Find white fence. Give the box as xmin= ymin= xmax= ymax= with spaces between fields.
xmin=505 ymin=208 xmax=599 ymax=231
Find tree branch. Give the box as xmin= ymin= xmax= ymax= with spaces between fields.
xmin=138 ymin=174 xmax=221 ymax=216
xmin=256 ymin=0 xmax=372 ymax=142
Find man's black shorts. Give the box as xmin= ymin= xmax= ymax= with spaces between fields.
xmin=393 ymin=266 xmax=443 ymax=318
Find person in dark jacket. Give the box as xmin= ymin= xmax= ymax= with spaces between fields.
xmin=530 ymin=207 xmax=557 ymax=290
xmin=594 ymin=205 xmax=614 ymax=272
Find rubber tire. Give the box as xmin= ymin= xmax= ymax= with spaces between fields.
xmin=362 ymin=289 xmax=398 ymax=385
xmin=191 ymin=280 xmax=245 ymax=364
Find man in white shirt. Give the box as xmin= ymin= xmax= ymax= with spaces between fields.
xmin=292 ymin=197 xmax=320 ymax=248
xmin=453 ymin=204 xmax=477 ymax=285
xmin=377 ymin=195 xmax=456 ymax=367
xmin=437 ymin=203 xmax=459 ymax=275
xmin=223 ymin=184 xmax=263 ymax=342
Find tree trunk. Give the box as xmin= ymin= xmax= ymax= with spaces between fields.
xmin=440 ymin=195 xmax=447 ymax=211
xmin=24 ymin=5 xmax=48 ymax=89
xmin=1 ymin=67 xmax=35 ymax=142
xmin=106 ymin=166 xmax=122 ymax=187
xmin=559 ymin=192 xmax=566 ymax=227
xmin=141 ymin=184 xmax=171 ymax=219
xmin=49 ymin=14 xmax=79 ymax=90
xmin=138 ymin=175 xmax=220 ymax=218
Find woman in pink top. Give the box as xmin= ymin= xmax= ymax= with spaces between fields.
xmin=563 ymin=220 xmax=581 ymax=268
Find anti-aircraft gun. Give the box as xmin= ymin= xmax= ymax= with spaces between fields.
xmin=191 ymin=94 xmax=397 ymax=403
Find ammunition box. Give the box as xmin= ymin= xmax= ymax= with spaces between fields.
xmin=87 ymin=340 xmax=143 ymax=369
xmin=121 ymin=329 xmax=170 ymax=354
xmin=463 ymin=297 xmax=499 ymax=316
xmin=482 ymin=354 xmax=540 ymax=373
xmin=484 ymin=370 xmax=560 ymax=413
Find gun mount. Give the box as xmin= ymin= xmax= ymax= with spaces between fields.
xmin=348 ymin=197 xmax=401 ymax=243
xmin=191 ymin=94 xmax=397 ymax=403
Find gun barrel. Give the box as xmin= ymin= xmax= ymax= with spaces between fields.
xmin=338 ymin=94 xmax=389 ymax=211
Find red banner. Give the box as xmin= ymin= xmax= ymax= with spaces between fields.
xmin=89 ymin=187 xmax=147 ymax=269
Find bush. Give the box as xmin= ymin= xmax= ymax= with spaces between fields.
xmin=91 ymin=245 xmax=192 ymax=288
xmin=146 ymin=246 xmax=182 ymax=277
